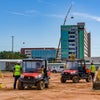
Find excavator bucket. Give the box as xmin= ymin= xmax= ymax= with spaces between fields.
xmin=93 ymin=67 xmax=100 ymax=90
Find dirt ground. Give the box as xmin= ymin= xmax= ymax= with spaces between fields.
xmin=0 ymin=72 xmax=100 ymax=100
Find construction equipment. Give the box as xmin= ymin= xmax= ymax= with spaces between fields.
xmin=93 ymin=67 xmax=100 ymax=90
xmin=0 ymin=70 xmax=3 ymax=88
xmin=55 ymin=3 xmax=73 ymax=62
xmin=61 ymin=59 xmax=92 ymax=83
xmin=0 ymin=70 xmax=7 ymax=88
xmin=17 ymin=58 xmax=50 ymax=90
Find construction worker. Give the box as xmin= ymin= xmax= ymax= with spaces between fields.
xmin=41 ymin=65 xmax=49 ymax=83
xmin=13 ymin=62 xmax=22 ymax=89
xmin=41 ymin=65 xmax=48 ymax=77
xmin=90 ymin=63 xmax=96 ymax=81
xmin=41 ymin=65 xmax=45 ymax=75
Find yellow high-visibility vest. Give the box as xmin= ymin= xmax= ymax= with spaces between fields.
xmin=14 ymin=65 xmax=22 ymax=76
xmin=90 ymin=65 xmax=96 ymax=73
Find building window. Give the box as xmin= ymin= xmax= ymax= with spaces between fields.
xmin=86 ymin=60 xmax=90 ymax=62
xmin=69 ymin=48 xmax=75 ymax=50
xmin=68 ymin=32 xmax=75 ymax=34
xmin=69 ymin=35 xmax=75 ymax=38
xmin=69 ymin=44 xmax=75 ymax=46
xmin=60 ymin=66 xmax=64 ymax=68
xmin=25 ymin=50 xmax=31 ymax=54
xmin=68 ymin=40 xmax=75 ymax=42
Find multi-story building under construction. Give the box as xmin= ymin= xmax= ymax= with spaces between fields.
xmin=61 ymin=22 xmax=91 ymax=59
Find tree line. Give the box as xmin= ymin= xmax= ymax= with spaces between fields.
xmin=0 ymin=51 xmax=27 ymax=59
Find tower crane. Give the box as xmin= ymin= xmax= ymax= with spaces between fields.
xmin=55 ymin=3 xmax=73 ymax=62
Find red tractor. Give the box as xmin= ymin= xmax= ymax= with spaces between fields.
xmin=17 ymin=59 xmax=50 ymax=90
xmin=61 ymin=59 xmax=92 ymax=83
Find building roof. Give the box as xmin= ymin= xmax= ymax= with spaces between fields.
xmin=21 ymin=48 xmax=57 ymax=50
xmin=0 ymin=59 xmax=22 ymax=62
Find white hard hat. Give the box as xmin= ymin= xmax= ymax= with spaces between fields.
xmin=17 ymin=61 xmax=20 ymax=64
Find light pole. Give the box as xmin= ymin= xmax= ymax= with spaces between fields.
xmin=11 ymin=36 xmax=14 ymax=53
xmin=22 ymin=42 xmax=25 ymax=48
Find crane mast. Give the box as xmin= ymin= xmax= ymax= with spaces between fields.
xmin=55 ymin=3 xmax=72 ymax=62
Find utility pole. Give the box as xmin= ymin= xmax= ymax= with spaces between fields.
xmin=11 ymin=36 xmax=14 ymax=53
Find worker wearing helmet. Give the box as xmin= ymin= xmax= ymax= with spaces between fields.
xmin=90 ymin=63 xmax=96 ymax=81
xmin=13 ymin=62 xmax=22 ymax=89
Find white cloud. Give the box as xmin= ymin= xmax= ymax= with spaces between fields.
xmin=73 ymin=12 xmax=100 ymax=22
xmin=8 ymin=11 xmax=28 ymax=16
xmin=8 ymin=9 xmax=38 ymax=16
xmin=25 ymin=9 xmax=38 ymax=14
xmin=35 ymin=0 xmax=56 ymax=6
xmin=45 ymin=14 xmax=64 ymax=19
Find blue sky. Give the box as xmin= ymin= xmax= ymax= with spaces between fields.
xmin=0 ymin=0 xmax=100 ymax=57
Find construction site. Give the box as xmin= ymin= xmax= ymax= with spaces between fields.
xmin=0 ymin=1 xmax=100 ymax=100
xmin=0 ymin=72 xmax=100 ymax=100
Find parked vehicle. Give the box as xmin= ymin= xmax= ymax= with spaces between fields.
xmin=17 ymin=59 xmax=50 ymax=90
xmin=61 ymin=59 xmax=92 ymax=83
xmin=48 ymin=63 xmax=66 ymax=73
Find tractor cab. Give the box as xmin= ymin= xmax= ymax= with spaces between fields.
xmin=61 ymin=59 xmax=92 ymax=83
xmin=18 ymin=59 xmax=50 ymax=90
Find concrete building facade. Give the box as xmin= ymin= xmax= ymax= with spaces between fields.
xmin=61 ymin=22 xmax=91 ymax=59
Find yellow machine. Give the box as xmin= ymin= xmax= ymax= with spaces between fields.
xmin=0 ymin=70 xmax=3 ymax=88
xmin=97 ymin=67 xmax=100 ymax=80
xmin=0 ymin=70 xmax=7 ymax=89
xmin=93 ymin=67 xmax=100 ymax=90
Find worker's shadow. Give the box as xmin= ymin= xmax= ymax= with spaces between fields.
xmin=62 ymin=81 xmax=90 ymax=84
xmin=0 ymin=87 xmax=38 ymax=91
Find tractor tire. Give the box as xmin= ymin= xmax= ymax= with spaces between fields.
xmin=61 ymin=77 xmax=66 ymax=83
xmin=45 ymin=83 xmax=49 ymax=88
xmin=72 ymin=76 xmax=79 ymax=83
xmin=37 ymin=81 xmax=45 ymax=90
xmin=86 ymin=75 xmax=92 ymax=82
xmin=17 ymin=80 xmax=24 ymax=90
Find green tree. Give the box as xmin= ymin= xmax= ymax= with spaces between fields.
xmin=0 ymin=51 xmax=27 ymax=59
